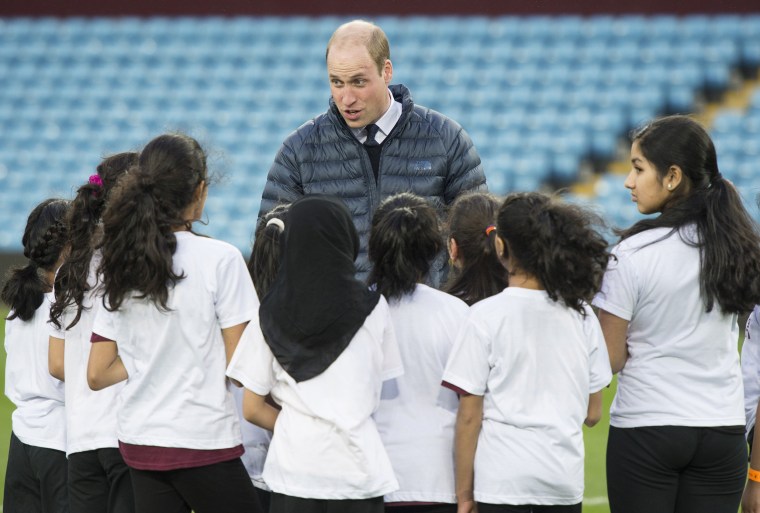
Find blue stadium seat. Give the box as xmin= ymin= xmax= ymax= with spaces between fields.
xmin=0 ymin=15 xmax=756 ymax=251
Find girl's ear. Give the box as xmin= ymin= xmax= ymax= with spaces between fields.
xmin=448 ymin=238 xmax=459 ymax=264
xmin=494 ymin=235 xmax=506 ymax=258
xmin=665 ymin=165 xmax=684 ymax=192
xmin=495 ymin=235 xmax=511 ymax=272
xmin=193 ymin=180 xmax=207 ymax=202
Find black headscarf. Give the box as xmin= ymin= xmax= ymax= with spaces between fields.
xmin=259 ymin=195 xmax=381 ymax=382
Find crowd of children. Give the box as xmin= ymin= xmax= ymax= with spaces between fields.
xmin=3 ymin=114 xmax=760 ymax=513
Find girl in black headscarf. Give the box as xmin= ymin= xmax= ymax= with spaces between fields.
xmin=227 ymin=195 xmax=404 ymax=513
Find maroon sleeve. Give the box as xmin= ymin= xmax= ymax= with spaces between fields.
xmin=90 ymin=332 xmax=113 ymax=343
xmin=442 ymin=380 xmax=471 ymax=396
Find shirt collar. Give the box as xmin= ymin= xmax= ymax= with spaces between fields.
xmin=351 ymin=89 xmax=402 ymax=143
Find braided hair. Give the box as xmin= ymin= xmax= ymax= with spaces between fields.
xmin=2 ymin=199 xmax=70 ymax=321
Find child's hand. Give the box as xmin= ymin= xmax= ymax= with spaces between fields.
xmin=743 ymin=480 xmax=760 ymax=513
xmin=457 ymin=500 xmax=477 ymax=513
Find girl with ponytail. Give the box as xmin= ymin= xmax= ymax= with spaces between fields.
xmin=443 ymin=192 xmax=612 ymax=513
xmin=49 ymin=152 xmax=137 ymax=513
xmin=2 ymin=198 xmax=70 ymax=513
xmin=368 ymin=192 xmax=469 ymax=512
xmin=233 ymin=202 xmax=290 ymax=512
xmin=444 ymin=192 xmax=508 ymax=305
xmin=593 ymin=115 xmax=760 ymax=513
xmin=86 ymin=134 xmax=262 ymax=513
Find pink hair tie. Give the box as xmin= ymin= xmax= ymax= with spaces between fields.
xmin=485 ymin=225 xmax=496 ymax=236
xmin=89 ymin=174 xmax=103 ymax=187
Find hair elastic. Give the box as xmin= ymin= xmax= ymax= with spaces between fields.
xmin=485 ymin=225 xmax=496 ymax=236
xmin=88 ymin=174 xmax=103 ymax=187
xmin=266 ymin=218 xmax=285 ymax=232
xmin=749 ymin=468 xmax=760 ymax=483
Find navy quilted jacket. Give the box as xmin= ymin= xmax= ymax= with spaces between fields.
xmin=258 ymin=84 xmax=487 ymax=285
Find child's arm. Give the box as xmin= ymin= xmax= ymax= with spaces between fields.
xmin=455 ymin=393 xmax=483 ymax=513
xmin=585 ymin=391 xmax=603 ymax=427
xmin=222 ymin=322 xmax=249 ymax=367
xmin=743 ymin=400 xmax=760 ymax=512
xmin=243 ymin=389 xmax=279 ymax=431
xmin=48 ymin=336 xmax=65 ymax=381
xmin=87 ymin=339 xmax=128 ymax=390
xmin=597 ymin=309 xmax=629 ymax=373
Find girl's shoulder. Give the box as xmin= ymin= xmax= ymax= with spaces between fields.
xmin=412 ymin=283 xmax=469 ymax=311
xmin=176 ymin=232 xmax=244 ymax=262
xmin=614 ymin=225 xmax=697 ymax=256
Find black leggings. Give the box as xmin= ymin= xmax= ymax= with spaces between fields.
xmin=3 ymin=432 xmax=69 ymax=513
xmin=477 ymin=502 xmax=581 ymax=513
xmin=68 ymin=448 xmax=133 ymax=513
xmin=129 ymin=457 xmax=262 ymax=513
xmin=606 ymin=425 xmax=747 ymax=513
xmin=270 ymin=493 xmax=384 ymax=513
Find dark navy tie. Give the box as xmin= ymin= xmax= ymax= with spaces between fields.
xmin=364 ymin=124 xmax=380 ymax=147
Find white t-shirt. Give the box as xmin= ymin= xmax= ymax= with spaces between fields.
xmin=50 ymin=253 xmax=124 ymax=455
xmin=373 ymin=284 xmax=468 ymax=504
xmin=742 ymin=306 xmax=760 ymax=438
xmin=593 ymin=226 xmax=744 ymax=428
xmin=443 ymin=287 xmax=611 ymax=506
xmin=230 ymin=383 xmax=271 ymax=490
xmin=5 ymin=293 xmax=66 ymax=452
xmin=226 ymin=298 xmax=404 ymax=500
xmin=92 ymin=231 xmax=257 ymax=450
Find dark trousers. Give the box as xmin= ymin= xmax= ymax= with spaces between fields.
xmin=607 ymin=425 xmax=747 ymax=513
xmin=129 ymin=457 xmax=262 ymax=513
xmin=271 ymin=492 xmax=384 ymax=513
xmin=68 ymin=448 xmax=133 ymax=513
xmin=255 ymin=487 xmax=271 ymax=513
xmin=386 ymin=505 xmax=456 ymax=513
xmin=3 ymin=431 xmax=69 ymax=513
xmin=477 ymin=502 xmax=581 ymax=513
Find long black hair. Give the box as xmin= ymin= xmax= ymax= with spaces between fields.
xmin=497 ymin=192 xmax=609 ymax=315
xmin=51 ymin=152 xmax=138 ymax=329
xmin=248 ymin=203 xmax=289 ymax=299
xmin=98 ymin=134 xmax=207 ymax=311
xmin=444 ymin=192 xmax=508 ymax=305
xmin=2 ymin=199 xmax=69 ymax=321
xmin=368 ymin=193 xmax=442 ymax=301
xmin=620 ymin=115 xmax=760 ymax=313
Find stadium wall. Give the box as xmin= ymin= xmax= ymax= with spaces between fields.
xmin=0 ymin=0 xmax=758 ymax=16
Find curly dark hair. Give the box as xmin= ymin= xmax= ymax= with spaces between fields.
xmin=444 ymin=192 xmax=508 ymax=305
xmin=98 ymin=134 xmax=207 ymax=311
xmin=51 ymin=152 xmax=138 ymax=329
xmin=368 ymin=193 xmax=443 ymax=301
xmin=497 ymin=192 xmax=609 ymax=315
xmin=2 ymin=199 xmax=69 ymax=321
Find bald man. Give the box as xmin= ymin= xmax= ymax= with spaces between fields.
xmin=258 ymin=20 xmax=487 ymax=286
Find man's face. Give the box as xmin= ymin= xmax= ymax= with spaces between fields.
xmin=327 ymin=43 xmax=392 ymax=129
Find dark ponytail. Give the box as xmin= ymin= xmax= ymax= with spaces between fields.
xmin=99 ymin=134 xmax=207 ymax=311
xmin=620 ymin=115 xmax=760 ymax=313
xmin=2 ymin=199 xmax=69 ymax=321
xmin=368 ymin=193 xmax=442 ymax=301
xmin=51 ymin=152 xmax=138 ymax=329
xmin=497 ymin=192 xmax=609 ymax=315
xmin=444 ymin=192 xmax=508 ymax=305
xmin=248 ymin=204 xmax=289 ymax=299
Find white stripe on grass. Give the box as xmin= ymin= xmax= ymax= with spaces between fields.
xmin=584 ymin=496 xmax=609 ymax=506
